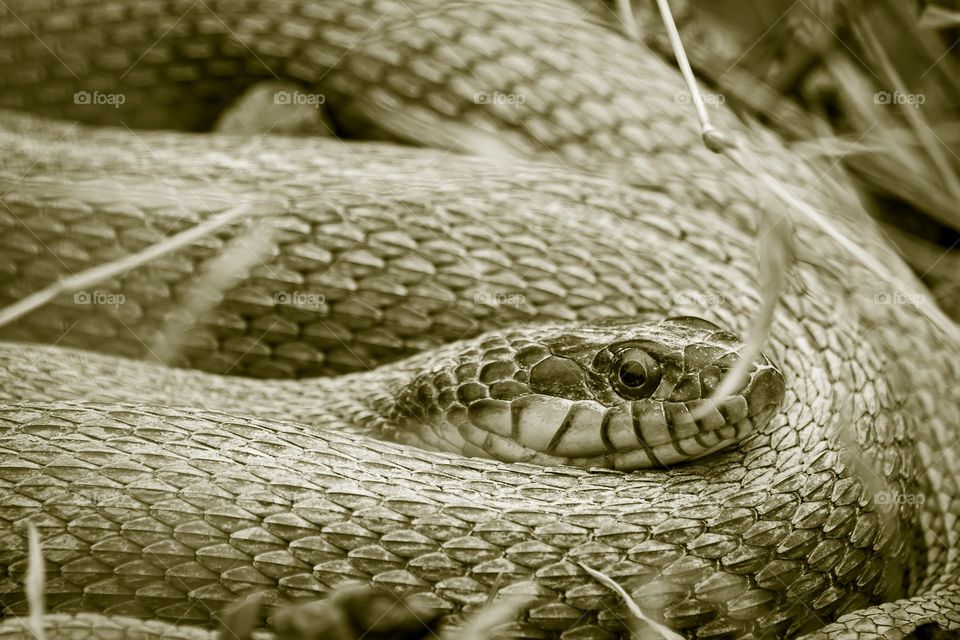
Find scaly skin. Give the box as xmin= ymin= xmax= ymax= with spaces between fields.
xmin=0 ymin=613 xmax=215 ymax=640
xmin=0 ymin=318 xmax=787 ymax=470
xmin=0 ymin=0 xmax=959 ymax=638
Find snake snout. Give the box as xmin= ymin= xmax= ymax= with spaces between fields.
xmin=391 ymin=319 xmax=785 ymax=471
xmin=744 ymin=358 xmax=787 ymax=428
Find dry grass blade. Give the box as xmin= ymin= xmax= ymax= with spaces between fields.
xmin=0 ymin=201 xmax=268 ymax=330
xmin=699 ymin=207 xmax=793 ymax=418
xmin=615 ymin=0 xmax=641 ymax=41
xmin=823 ymin=55 xmax=960 ymax=231
xmin=794 ymin=124 xmax=960 ymax=165
xmin=152 ymin=223 xmax=277 ymax=366
xmin=652 ymin=0 xmax=787 ymax=420
xmin=217 ymin=593 xmax=263 ymax=640
xmin=753 ymin=152 xmax=960 ymax=343
xmin=442 ymin=595 xmax=534 ymax=640
xmin=793 ymin=132 xmax=901 ymax=159
xmin=653 ymin=0 xmax=725 ymax=147
xmin=652 ymin=0 xmax=960 ymax=355
xmin=918 ymin=5 xmax=960 ymax=29
xmin=26 ymin=524 xmax=46 ymax=640
xmin=855 ymin=18 xmax=960 ymax=211
xmin=881 ymin=224 xmax=960 ymax=280
xmin=579 ymin=564 xmax=683 ymax=640
xmin=834 ymin=399 xmax=900 ymax=537
xmin=672 ymin=0 xmax=960 ymax=291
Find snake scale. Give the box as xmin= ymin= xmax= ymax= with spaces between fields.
xmin=0 ymin=0 xmax=960 ymax=638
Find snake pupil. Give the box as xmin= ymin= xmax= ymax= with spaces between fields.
xmin=607 ymin=347 xmax=662 ymax=399
xmin=619 ymin=361 xmax=648 ymax=388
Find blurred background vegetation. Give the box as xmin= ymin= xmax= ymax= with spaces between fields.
xmin=619 ymin=0 xmax=960 ymax=319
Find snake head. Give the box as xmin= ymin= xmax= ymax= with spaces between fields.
xmin=393 ymin=316 xmax=785 ymax=471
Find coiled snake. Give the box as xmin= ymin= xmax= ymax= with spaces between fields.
xmin=0 ymin=0 xmax=959 ymax=638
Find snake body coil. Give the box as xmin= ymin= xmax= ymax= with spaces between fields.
xmin=1 ymin=1 xmax=960 ymax=638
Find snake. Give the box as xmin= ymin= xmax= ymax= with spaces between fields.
xmin=1 ymin=0 xmax=960 ymax=638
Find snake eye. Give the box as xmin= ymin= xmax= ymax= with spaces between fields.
xmin=610 ymin=347 xmax=661 ymax=399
